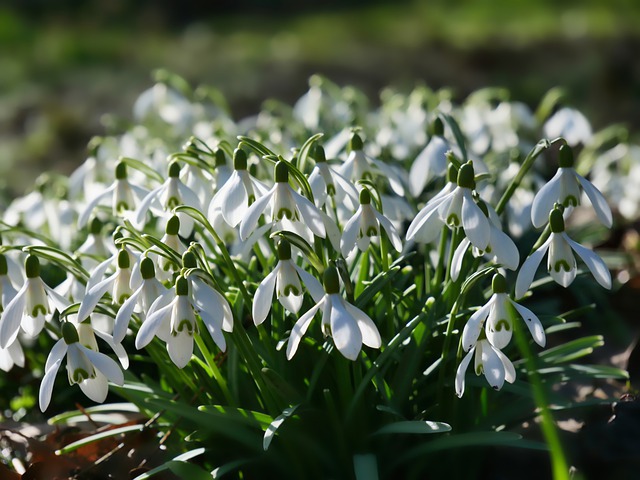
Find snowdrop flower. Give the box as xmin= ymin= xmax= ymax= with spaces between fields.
xmin=455 ymin=338 xmax=515 ymax=397
xmin=78 ymin=249 xmax=134 ymax=322
xmin=239 ymin=161 xmax=326 ymax=241
xmin=543 ymin=107 xmax=592 ymax=146
xmin=78 ymin=162 xmax=148 ymax=229
xmin=405 ymin=164 xmax=458 ymax=244
xmin=0 ymin=255 xmax=69 ymax=347
xmin=136 ymin=270 xmax=233 ymax=368
xmin=0 ymin=254 xmax=20 ymax=312
xmin=461 ymin=273 xmax=545 ymax=352
xmin=133 ymin=82 xmax=193 ymax=132
xmin=208 ymin=148 xmax=270 ymax=228
xmin=252 ymin=240 xmax=324 ymax=325
xmin=338 ymin=134 xmax=406 ymax=196
xmin=39 ymin=321 xmax=124 ymax=411
xmin=341 ymin=188 xmax=402 ymax=257
xmin=515 ymin=208 xmax=611 ymax=299
xmin=76 ymin=218 xmax=117 ymax=268
xmin=408 ymin=162 xmax=490 ymax=251
xmin=286 ymin=266 xmax=381 ymax=361
xmin=148 ymin=215 xmax=187 ymax=282
xmin=409 ymin=118 xmax=450 ymax=197
xmin=135 ymin=161 xmax=202 ymax=237
xmin=113 ymin=257 xmax=169 ymax=343
xmin=307 ymin=145 xmax=358 ymax=210
xmin=450 ymin=201 xmax=519 ymax=281
xmin=531 ymin=144 xmax=612 ymax=229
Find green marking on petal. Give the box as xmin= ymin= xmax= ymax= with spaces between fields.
xmin=283 ymin=285 xmax=301 ymax=296
xmin=32 ymin=304 xmax=48 ymax=317
xmin=563 ymin=195 xmax=579 ymax=208
xmin=495 ymin=319 xmax=511 ymax=331
xmin=447 ymin=214 xmax=460 ymax=227
xmin=554 ymin=260 xmax=572 ymax=272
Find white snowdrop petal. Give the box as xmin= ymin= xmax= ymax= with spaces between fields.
xmin=462 ymin=193 xmax=490 ymax=251
xmin=134 ymin=185 xmax=164 ymax=228
xmin=461 ymin=299 xmax=492 ymax=351
xmin=39 ymin=358 xmax=63 ymax=412
xmin=576 ymin=173 xmax=613 ymax=228
xmin=79 ymin=371 xmax=109 ymax=403
xmin=455 ymin=348 xmax=475 ymax=398
xmin=343 ymin=301 xmax=381 ymax=349
xmin=252 ymin=269 xmax=278 ymax=325
xmin=329 ymin=296 xmax=362 ymax=361
xmin=510 ymin=299 xmax=546 ymax=347
xmin=239 ymin=187 xmax=275 ymax=240
xmin=375 ymin=210 xmax=403 ymax=252
xmin=135 ymin=300 xmax=174 ymax=349
xmin=291 ymin=189 xmax=326 ymax=238
xmin=80 ymin=344 xmax=124 ymax=385
xmin=515 ymin=237 xmax=552 ymax=299
xmin=341 ymin=207 xmax=362 ymax=257
xmin=221 ymin=173 xmax=249 ymax=228
xmin=78 ymin=273 xmax=117 ymax=321
xmin=113 ymin=286 xmax=142 ymax=344
xmin=481 ymin=342 xmax=506 ymax=391
xmin=200 ymin=309 xmax=227 ymax=352
xmin=494 ymin=347 xmax=516 ymax=384
xmin=0 ymin=283 xmax=28 ymax=348
xmin=45 ymin=339 xmax=68 ymax=372
xmin=286 ymin=298 xmax=324 ymax=360
xmin=531 ymin=170 xmax=562 ymax=228
xmin=78 ymin=184 xmax=117 ymax=228
xmin=451 ymin=238 xmax=470 ymax=282
xmin=490 ymin=228 xmax=520 ymax=271
xmin=293 ymin=265 xmax=324 ymax=303
xmin=565 ymin=235 xmax=612 ymax=289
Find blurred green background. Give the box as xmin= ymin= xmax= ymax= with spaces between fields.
xmin=2 ymin=0 xmax=639 ymax=197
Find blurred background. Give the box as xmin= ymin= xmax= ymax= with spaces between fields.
xmin=2 ymin=0 xmax=639 ymax=197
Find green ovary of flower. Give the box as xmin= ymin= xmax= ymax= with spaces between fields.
xmin=167 ymin=196 xmax=180 ymax=209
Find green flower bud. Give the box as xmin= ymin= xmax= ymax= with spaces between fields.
xmin=558 ymin=144 xmax=574 ymax=168
xmin=275 ymin=161 xmax=289 ymax=183
xmin=115 ymin=161 xmax=127 ymax=180
xmin=549 ymin=208 xmax=565 ymax=233
xmin=432 ymin=117 xmax=444 ymax=137
xmin=168 ymin=161 xmax=181 ymax=178
xmin=492 ymin=273 xmax=508 ymax=294
xmin=313 ymin=145 xmax=327 ymax=163
xmin=446 ymin=163 xmax=459 ymax=184
xmin=62 ymin=321 xmax=80 ymax=345
xmin=214 ymin=149 xmax=226 ymax=168
xmin=323 ymin=266 xmax=340 ymax=294
xmin=175 ymin=276 xmax=189 ymax=296
xmin=457 ymin=162 xmax=475 ymax=189
xmin=276 ymin=239 xmax=292 ymax=260
xmin=117 ymin=250 xmax=130 ymax=269
xmin=0 ymin=255 xmax=7 ymax=276
xmin=359 ymin=188 xmax=372 ymax=205
xmin=233 ymin=148 xmax=248 ymax=170
xmin=89 ymin=217 xmax=103 ymax=235
xmin=182 ymin=251 xmax=197 ymax=269
xmin=25 ymin=255 xmax=40 ymax=278
xmin=166 ymin=215 xmax=180 ymax=235
xmin=140 ymin=257 xmax=156 ymax=280
xmin=349 ymin=133 xmax=363 ymax=152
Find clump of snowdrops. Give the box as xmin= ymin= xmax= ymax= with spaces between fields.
xmin=0 ymin=73 xmax=632 ymax=479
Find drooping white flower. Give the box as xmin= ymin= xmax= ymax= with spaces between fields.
xmin=134 ymin=161 xmax=202 ymax=236
xmin=208 ymin=148 xmax=270 ymax=228
xmin=39 ymin=321 xmax=124 ymax=411
xmin=543 ymin=107 xmax=592 ymax=146
xmin=338 ymin=133 xmax=406 ymax=197
xmin=287 ymin=266 xmax=381 ymax=361
xmin=252 ymin=240 xmax=324 ymax=325
xmin=239 ymin=161 xmax=327 ymax=241
xmin=0 ymin=255 xmax=69 ymax=347
xmin=407 ymin=162 xmax=490 ymax=251
xmin=135 ymin=272 xmax=233 ymax=369
xmin=515 ymin=208 xmax=611 ymax=299
xmin=307 ymin=145 xmax=359 ymax=210
xmin=340 ymin=188 xmax=402 ymax=257
xmin=450 ymin=201 xmax=519 ymax=281
xmin=0 ymin=339 xmax=24 ymax=372
xmin=461 ymin=273 xmax=546 ymax=352
xmin=78 ymin=249 xmax=134 ymax=322
xmin=531 ymin=144 xmax=612 ymax=229
xmin=455 ymin=339 xmax=515 ymax=397
xmin=147 ymin=215 xmax=187 ymax=282
xmin=113 ymin=257 xmax=169 ymax=343
xmin=77 ymin=161 xmax=149 ymax=228
xmin=75 ymin=217 xmax=118 ymax=269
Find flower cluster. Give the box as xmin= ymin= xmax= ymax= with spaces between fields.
xmin=0 ymin=75 xmax=618 ymax=417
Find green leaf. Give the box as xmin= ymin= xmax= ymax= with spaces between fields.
xmin=198 ymin=405 xmax=273 ymax=429
xmin=535 ymin=86 xmax=566 ymax=123
xmin=237 ymin=136 xmax=276 ymax=158
xmin=440 ymin=113 xmax=467 ymax=162
xmin=48 ymin=402 xmax=140 ymax=425
xmin=539 ymin=335 xmax=604 ymax=364
xmin=121 ymin=156 xmax=165 ymax=183
xmin=372 ymin=421 xmax=451 ymax=436
xmin=56 ymin=424 xmax=145 ymax=454
xmin=168 ymin=461 xmax=212 ymax=480
xmin=353 ymin=454 xmax=379 ymax=480
xmin=270 ymin=230 xmax=324 ymax=273
xmin=297 ymin=132 xmax=324 ymax=173
xmin=132 ymin=448 xmax=206 ymax=480
xmin=263 ymin=405 xmax=299 ymax=451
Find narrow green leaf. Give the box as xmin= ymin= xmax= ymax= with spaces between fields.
xmin=237 ymin=136 xmax=276 ymax=158
xmin=48 ymin=403 xmax=140 ymax=425
xmin=56 ymin=424 xmax=145 ymax=454
xmin=263 ymin=405 xmax=299 ymax=451
xmin=168 ymin=461 xmax=212 ymax=480
xmin=133 ymin=448 xmax=206 ymax=480
xmin=297 ymin=132 xmax=324 ymax=173
xmin=372 ymin=421 xmax=451 ymax=436
xmin=121 ymin=156 xmax=165 ymax=183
